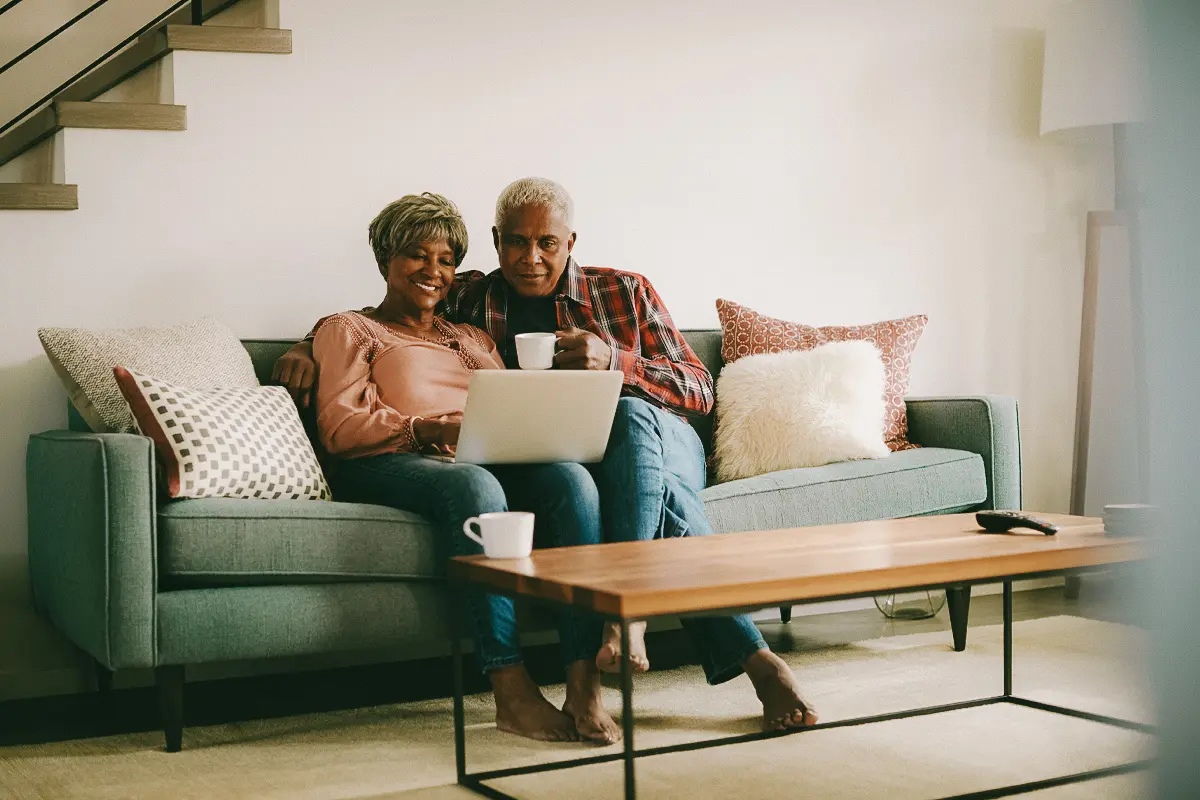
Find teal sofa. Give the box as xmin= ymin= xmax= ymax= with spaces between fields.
xmin=26 ymin=330 xmax=1020 ymax=751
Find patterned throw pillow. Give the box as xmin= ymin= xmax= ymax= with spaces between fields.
xmin=38 ymin=317 xmax=260 ymax=433
xmin=113 ymin=367 xmax=331 ymax=500
xmin=716 ymin=298 xmax=928 ymax=451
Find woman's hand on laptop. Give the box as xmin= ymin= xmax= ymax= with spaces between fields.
xmin=554 ymin=327 xmax=612 ymax=370
xmin=413 ymin=414 xmax=462 ymax=455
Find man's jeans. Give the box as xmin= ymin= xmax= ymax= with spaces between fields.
xmin=335 ymin=455 xmax=604 ymax=673
xmin=591 ymin=397 xmax=769 ymax=684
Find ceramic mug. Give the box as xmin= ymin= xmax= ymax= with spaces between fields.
xmin=515 ymin=332 xmax=557 ymax=370
xmin=462 ymin=511 xmax=535 ymax=558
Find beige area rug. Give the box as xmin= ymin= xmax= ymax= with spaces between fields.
xmin=0 ymin=616 xmax=1154 ymax=800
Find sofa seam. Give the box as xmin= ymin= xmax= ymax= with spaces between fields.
xmin=158 ymin=514 xmax=430 ymax=524
xmin=702 ymin=453 xmax=984 ymax=502
xmin=97 ymin=437 xmax=113 ymax=668
xmin=163 ymin=570 xmax=443 ymax=580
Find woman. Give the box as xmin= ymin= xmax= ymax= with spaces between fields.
xmin=312 ymin=193 xmax=618 ymax=745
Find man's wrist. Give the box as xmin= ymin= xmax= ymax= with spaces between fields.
xmin=608 ymin=345 xmax=641 ymax=382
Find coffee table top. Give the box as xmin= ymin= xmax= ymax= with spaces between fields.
xmin=448 ymin=513 xmax=1141 ymax=618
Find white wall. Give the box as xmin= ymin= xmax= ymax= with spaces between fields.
xmin=0 ymin=0 xmax=1111 ymax=697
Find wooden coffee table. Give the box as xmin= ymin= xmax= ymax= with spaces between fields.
xmin=447 ymin=513 xmax=1150 ymax=800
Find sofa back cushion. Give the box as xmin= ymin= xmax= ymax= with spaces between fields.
xmin=239 ymin=332 xmax=728 ymax=451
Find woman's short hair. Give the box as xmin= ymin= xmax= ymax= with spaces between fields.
xmin=494 ymin=177 xmax=575 ymax=230
xmin=368 ymin=192 xmax=468 ymax=277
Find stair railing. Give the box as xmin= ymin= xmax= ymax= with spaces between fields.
xmin=0 ymin=0 xmax=210 ymax=138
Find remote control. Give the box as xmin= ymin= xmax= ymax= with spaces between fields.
xmin=975 ymin=510 xmax=1059 ymax=535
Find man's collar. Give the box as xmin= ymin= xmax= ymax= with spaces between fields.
xmin=488 ymin=257 xmax=591 ymax=307
xmin=559 ymin=257 xmax=591 ymax=307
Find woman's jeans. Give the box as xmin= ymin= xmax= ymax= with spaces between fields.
xmin=335 ymin=455 xmax=604 ymax=673
xmin=591 ymin=397 xmax=769 ymax=685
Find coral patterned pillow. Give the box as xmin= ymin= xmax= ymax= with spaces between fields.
xmin=716 ymin=299 xmax=928 ymax=451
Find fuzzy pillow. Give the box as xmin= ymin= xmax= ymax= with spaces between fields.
xmin=713 ymin=341 xmax=890 ymax=483
xmin=716 ymin=298 xmax=927 ymax=451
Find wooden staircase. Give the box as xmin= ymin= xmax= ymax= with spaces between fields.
xmin=0 ymin=4 xmax=291 ymax=211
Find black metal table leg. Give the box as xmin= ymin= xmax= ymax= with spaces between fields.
xmin=621 ymin=618 xmax=636 ymax=800
xmin=1003 ymin=580 xmax=1013 ymax=697
xmin=453 ymin=618 xmax=467 ymax=784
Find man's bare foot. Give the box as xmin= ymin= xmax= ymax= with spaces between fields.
xmin=742 ymin=649 xmax=818 ymax=731
xmin=490 ymin=664 xmax=579 ymax=742
xmin=596 ymin=621 xmax=650 ymax=674
xmin=563 ymin=660 xmax=621 ymax=745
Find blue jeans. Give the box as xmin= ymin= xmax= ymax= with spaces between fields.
xmin=335 ymin=455 xmax=604 ymax=673
xmin=591 ymin=397 xmax=768 ymax=685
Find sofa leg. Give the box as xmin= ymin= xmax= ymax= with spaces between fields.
xmin=156 ymin=665 xmax=185 ymax=752
xmin=93 ymin=658 xmax=114 ymax=694
xmin=946 ymin=586 xmax=971 ymax=652
xmin=779 ymin=606 xmax=792 ymax=624
xmin=1064 ymin=575 xmax=1083 ymax=600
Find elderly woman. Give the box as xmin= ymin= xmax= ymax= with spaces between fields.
xmin=312 ymin=193 xmax=619 ymax=745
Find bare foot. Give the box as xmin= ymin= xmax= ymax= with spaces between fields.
xmin=563 ymin=660 xmax=621 ymax=745
xmin=742 ymin=649 xmax=818 ymax=731
xmin=490 ymin=665 xmax=579 ymax=743
xmin=596 ymin=621 xmax=650 ymax=674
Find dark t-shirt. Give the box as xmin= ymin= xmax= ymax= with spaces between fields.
xmin=499 ymin=293 xmax=558 ymax=368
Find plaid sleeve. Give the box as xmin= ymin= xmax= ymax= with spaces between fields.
xmin=440 ymin=270 xmax=488 ymax=324
xmin=608 ymin=277 xmax=715 ymax=417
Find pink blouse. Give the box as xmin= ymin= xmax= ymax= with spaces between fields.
xmin=313 ymin=311 xmax=504 ymax=458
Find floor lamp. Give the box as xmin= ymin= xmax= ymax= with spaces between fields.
xmin=1040 ymin=0 xmax=1145 ymax=524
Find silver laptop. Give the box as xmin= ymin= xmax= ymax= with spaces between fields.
xmin=452 ymin=370 xmax=624 ymax=464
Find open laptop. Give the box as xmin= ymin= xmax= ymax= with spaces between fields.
xmin=449 ymin=370 xmax=624 ymax=464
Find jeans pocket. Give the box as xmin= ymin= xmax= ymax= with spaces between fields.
xmin=663 ymin=502 xmax=690 ymax=538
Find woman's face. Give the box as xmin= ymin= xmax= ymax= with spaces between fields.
xmin=385 ymin=239 xmax=457 ymax=312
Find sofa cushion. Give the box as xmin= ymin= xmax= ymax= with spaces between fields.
xmin=699 ymin=447 xmax=987 ymax=534
xmin=158 ymin=498 xmax=438 ymax=587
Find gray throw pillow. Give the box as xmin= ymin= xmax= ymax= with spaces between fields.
xmin=38 ymin=317 xmax=260 ymax=433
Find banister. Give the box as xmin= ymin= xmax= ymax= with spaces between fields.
xmin=0 ymin=0 xmax=217 ymax=138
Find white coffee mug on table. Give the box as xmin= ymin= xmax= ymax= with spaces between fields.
xmin=514 ymin=332 xmax=557 ymax=370
xmin=462 ymin=511 xmax=535 ymax=558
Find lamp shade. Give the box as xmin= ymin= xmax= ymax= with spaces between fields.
xmin=1040 ymin=0 xmax=1143 ymax=134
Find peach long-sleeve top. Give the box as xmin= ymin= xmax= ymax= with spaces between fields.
xmin=313 ymin=311 xmax=504 ymax=458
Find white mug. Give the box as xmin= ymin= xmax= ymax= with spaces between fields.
xmin=515 ymin=332 xmax=557 ymax=370
xmin=462 ymin=511 xmax=535 ymax=558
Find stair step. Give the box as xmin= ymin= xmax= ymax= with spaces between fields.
xmin=165 ymin=24 xmax=292 ymax=54
xmin=55 ymin=102 xmax=187 ymax=131
xmin=0 ymin=184 xmax=78 ymax=211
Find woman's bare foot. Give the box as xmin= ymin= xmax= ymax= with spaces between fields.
xmin=742 ymin=649 xmax=819 ymax=731
xmin=596 ymin=621 xmax=650 ymax=674
xmin=490 ymin=664 xmax=579 ymax=742
xmin=563 ymin=660 xmax=621 ymax=745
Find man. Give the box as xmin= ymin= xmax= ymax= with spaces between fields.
xmin=274 ymin=177 xmax=817 ymax=734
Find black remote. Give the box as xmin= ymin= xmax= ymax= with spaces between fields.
xmin=975 ymin=510 xmax=1059 ymax=535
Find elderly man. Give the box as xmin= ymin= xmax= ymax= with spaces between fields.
xmin=274 ymin=177 xmax=816 ymax=736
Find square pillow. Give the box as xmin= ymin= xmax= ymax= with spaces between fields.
xmin=38 ymin=317 xmax=260 ymax=433
xmin=713 ymin=341 xmax=890 ymax=483
xmin=716 ymin=298 xmax=928 ymax=450
xmin=113 ymin=366 xmax=331 ymax=500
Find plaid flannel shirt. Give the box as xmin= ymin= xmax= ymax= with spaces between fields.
xmin=440 ymin=258 xmax=714 ymax=417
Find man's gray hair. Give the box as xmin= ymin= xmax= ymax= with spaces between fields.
xmin=494 ymin=177 xmax=575 ymax=230
xmin=368 ymin=192 xmax=469 ymax=277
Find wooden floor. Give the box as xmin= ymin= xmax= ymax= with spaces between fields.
xmin=0 ymin=572 xmax=1142 ymax=748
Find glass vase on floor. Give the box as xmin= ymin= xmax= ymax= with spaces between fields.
xmin=874 ymin=590 xmax=947 ymax=620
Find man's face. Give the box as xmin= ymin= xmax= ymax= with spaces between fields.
xmin=492 ymin=203 xmax=576 ymax=298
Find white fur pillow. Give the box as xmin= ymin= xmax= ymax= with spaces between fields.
xmin=714 ymin=340 xmax=890 ymax=483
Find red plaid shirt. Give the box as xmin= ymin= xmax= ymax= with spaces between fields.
xmin=441 ymin=258 xmax=714 ymax=417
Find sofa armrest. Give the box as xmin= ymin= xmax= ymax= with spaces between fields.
xmin=905 ymin=396 xmax=1022 ymax=511
xmin=26 ymin=430 xmax=158 ymax=669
